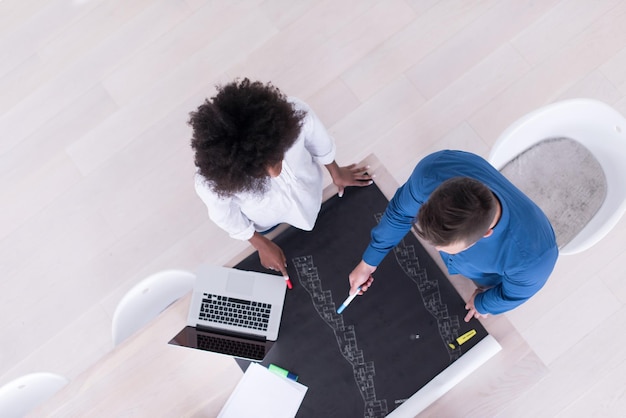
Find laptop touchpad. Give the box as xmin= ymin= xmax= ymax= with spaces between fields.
xmin=226 ymin=271 xmax=255 ymax=296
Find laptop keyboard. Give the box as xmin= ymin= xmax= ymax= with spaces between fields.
xmin=200 ymin=294 xmax=271 ymax=332
xmin=196 ymin=333 xmax=266 ymax=360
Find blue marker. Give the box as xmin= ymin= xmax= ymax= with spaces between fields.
xmin=337 ymin=287 xmax=361 ymax=314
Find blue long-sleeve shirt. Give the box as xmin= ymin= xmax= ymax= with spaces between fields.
xmin=363 ymin=150 xmax=558 ymax=315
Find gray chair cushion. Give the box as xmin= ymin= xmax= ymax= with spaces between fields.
xmin=499 ymin=137 xmax=607 ymax=249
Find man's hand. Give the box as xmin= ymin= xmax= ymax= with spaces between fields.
xmin=249 ymin=232 xmax=288 ymax=277
xmin=348 ymin=260 xmax=376 ymax=295
xmin=464 ymin=288 xmax=490 ymax=322
xmin=325 ymin=162 xmax=374 ymax=197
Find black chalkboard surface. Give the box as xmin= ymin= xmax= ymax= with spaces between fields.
xmin=234 ymin=183 xmax=488 ymax=418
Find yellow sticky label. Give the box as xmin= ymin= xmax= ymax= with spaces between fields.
xmin=456 ymin=329 xmax=477 ymax=345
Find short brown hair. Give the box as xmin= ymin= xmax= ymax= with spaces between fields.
xmin=416 ymin=177 xmax=497 ymax=247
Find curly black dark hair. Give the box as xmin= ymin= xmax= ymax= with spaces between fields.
xmin=189 ymin=78 xmax=305 ymax=197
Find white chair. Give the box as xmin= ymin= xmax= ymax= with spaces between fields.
xmin=112 ymin=269 xmax=196 ymax=346
xmin=489 ymin=98 xmax=626 ymax=255
xmin=0 ymin=372 xmax=68 ymax=418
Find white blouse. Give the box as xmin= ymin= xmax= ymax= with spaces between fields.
xmin=194 ymin=98 xmax=336 ymax=240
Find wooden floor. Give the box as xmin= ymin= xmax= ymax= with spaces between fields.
xmin=2 ymin=1 xmax=626 ymax=416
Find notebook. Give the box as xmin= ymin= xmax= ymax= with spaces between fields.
xmin=169 ymin=264 xmax=287 ymax=361
xmin=218 ymin=362 xmax=307 ymax=418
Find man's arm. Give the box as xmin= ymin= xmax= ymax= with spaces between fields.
xmin=348 ymin=169 xmax=426 ymax=293
xmin=473 ymin=246 xmax=559 ymax=316
xmin=361 ymin=176 xmax=424 ymax=266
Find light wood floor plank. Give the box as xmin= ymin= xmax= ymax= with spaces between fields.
xmin=557 ymin=69 xmax=624 ymax=104
xmin=0 ymin=0 xmax=191 ymax=156
xmin=469 ymin=0 xmax=626 ymax=143
xmin=306 ymin=78 xmax=362 ymax=128
xmin=340 ymin=0 xmax=500 ymax=101
xmin=331 ymin=75 xmax=426 ymax=163
xmin=407 ymin=0 xmax=561 ymax=99
xmin=0 ymin=0 xmax=105 ymax=77
xmin=497 ymin=306 xmax=626 ymax=417
xmin=373 ymin=43 xmax=529 ymax=171
xmin=100 ymin=0 xmax=245 ymax=106
xmin=510 ymin=0 xmax=623 ymax=66
xmin=600 ymin=44 xmax=626 ymax=90
xmin=557 ymin=357 xmax=626 ymax=417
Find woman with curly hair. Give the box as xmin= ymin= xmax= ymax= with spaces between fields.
xmin=189 ymin=78 xmax=373 ymax=278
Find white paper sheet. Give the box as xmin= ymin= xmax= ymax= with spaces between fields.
xmin=218 ymin=363 xmax=308 ymax=418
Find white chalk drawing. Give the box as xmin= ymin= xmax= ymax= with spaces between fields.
xmin=374 ymin=213 xmax=463 ymax=362
xmin=293 ymin=255 xmax=388 ymax=418
xmin=291 ymin=212 xmax=464 ymax=415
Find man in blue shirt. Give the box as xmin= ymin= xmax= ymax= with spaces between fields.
xmin=349 ymin=150 xmax=558 ymax=321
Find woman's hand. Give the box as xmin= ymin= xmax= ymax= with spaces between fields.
xmin=325 ymin=162 xmax=374 ymax=197
xmin=249 ymin=232 xmax=288 ymax=276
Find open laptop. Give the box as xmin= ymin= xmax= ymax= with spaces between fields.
xmin=169 ymin=264 xmax=287 ymax=361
